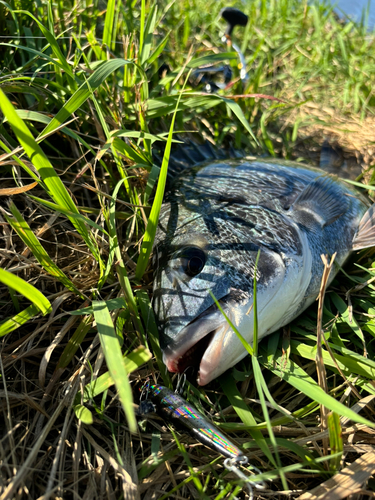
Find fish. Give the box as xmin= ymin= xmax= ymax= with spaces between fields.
xmin=152 ymin=143 xmax=375 ymax=386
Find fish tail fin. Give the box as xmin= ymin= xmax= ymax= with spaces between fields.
xmin=156 ymin=139 xmax=244 ymax=181
xmin=352 ymin=204 xmax=375 ymax=250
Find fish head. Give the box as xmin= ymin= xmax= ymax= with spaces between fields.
xmin=153 ymin=230 xmax=232 ymax=350
xmin=153 ymin=209 xmax=296 ymax=385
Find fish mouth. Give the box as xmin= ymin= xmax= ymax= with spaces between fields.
xmin=162 ymin=304 xmax=233 ymax=386
xmin=165 ymin=331 xmax=215 ymax=373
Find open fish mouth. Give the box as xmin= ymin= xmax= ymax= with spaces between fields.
xmin=164 ymin=331 xmax=215 ymax=373
xmin=162 ymin=303 xmax=235 ymax=385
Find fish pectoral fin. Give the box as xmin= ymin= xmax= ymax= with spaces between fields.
xmin=289 ymin=175 xmax=347 ymax=231
xmin=353 ymin=204 xmax=375 ymax=250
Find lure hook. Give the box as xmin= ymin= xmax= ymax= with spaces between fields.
xmin=224 ymin=457 xmax=267 ymax=499
xmin=175 ymin=366 xmax=195 ymax=395
xmin=139 ymin=379 xmax=151 ymax=402
xmin=175 ymin=372 xmax=186 ymax=395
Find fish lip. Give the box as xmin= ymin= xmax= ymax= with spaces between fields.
xmin=162 ymin=304 xmax=228 ymax=376
xmin=196 ymin=322 xmax=231 ymax=386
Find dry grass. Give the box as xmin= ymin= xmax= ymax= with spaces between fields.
xmin=284 ymin=102 xmax=375 ymax=170
xmin=1 ymin=0 xmax=375 ymax=498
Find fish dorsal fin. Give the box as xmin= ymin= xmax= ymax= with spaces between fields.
xmin=156 ymin=139 xmax=245 ymax=183
xmin=289 ymin=176 xmax=347 ymax=231
xmin=352 ymin=204 xmax=375 ymax=250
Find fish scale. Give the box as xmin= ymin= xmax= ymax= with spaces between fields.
xmin=153 ymin=150 xmax=375 ymax=385
xmin=221 ymin=206 xmax=302 ymax=254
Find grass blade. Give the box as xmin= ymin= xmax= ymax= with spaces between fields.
xmin=136 ymin=289 xmax=172 ymax=387
xmin=146 ymin=31 xmax=170 ymax=65
xmin=188 ymin=92 xmax=258 ymax=143
xmin=252 ymin=355 xmax=288 ymax=489
xmin=93 ymin=300 xmax=137 ymax=432
xmin=253 ymin=249 xmax=261 ymax=356
xmin=74 ymin=404 xmax=94 ymax=424
xmin=106 ymin=179 xmax=145 ymax=338
xmin=209 ymin=290 xmax=253 ymax=356
xmin=82 ymin=345 xmax=152 ymax=401
xmin=140 ymin=4 xmax=157 ymax=65
xmin=220 ymin=376 xmax=276 ymax=466
xmin=135 ymin=82 xmax=186 ymax=280
xmin=39 ymin=59 xmax=135 ymax=138
xmin=260 ymin=347 xmax=375 ymax=428
xmin=12 ymin=10 xmax=74 ymax=82
xmin=29 ymin=196 xmax=109 ymax=236
xmin=70 ymin=298 xmax=126 ymax=316
xmin=112 ymin=137 xmax=152 ymax=166
xmin=0 ymin=88 xmax=99 ymax=260
xmin=0 ymin=268 xmax=51 ymax=315
xmin=57 ymin=315 xmax=93 ymax=369
xmin=0 ymin=42 xmax=70 ymax=73
xmin=102 ymin=0 xmax=116 ymax=55
xmin=328 ymin=412 xmax=343 ymax=472
xmin=0 ymin=304 xmax=40 ymax=337
xmin=3 ymin=202 xmax=81 ymax=296
xmin=187 ymin=52 xmax=238 ymax=68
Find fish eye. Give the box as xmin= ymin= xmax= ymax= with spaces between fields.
xmin=174 ymin=246 xmax=206 ymax=277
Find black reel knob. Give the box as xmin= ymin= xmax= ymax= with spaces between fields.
xmin=221 ymin=7 xmax=248 ymax=36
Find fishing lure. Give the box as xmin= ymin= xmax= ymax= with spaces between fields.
xmin=138 ymin=382 xmax=266 ymax=497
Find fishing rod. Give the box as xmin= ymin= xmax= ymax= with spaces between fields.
xmin=192 ymin=7 xmax=249 ymax=92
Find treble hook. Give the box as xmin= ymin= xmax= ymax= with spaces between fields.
xmin=175 ymin=366 xmax=195 ymax=395
xmin=139 ymin=379 xmax=151 ymax=402
xmin=175 ymin=372 xmax=186 ymax=395
xmin=224 ymin=457 xmax=267 ymax=499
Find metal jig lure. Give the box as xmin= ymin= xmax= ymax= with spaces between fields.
xmin=138 ymin=382 xmax=266 ymax=498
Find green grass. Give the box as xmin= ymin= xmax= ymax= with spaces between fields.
xmin=1 ymin=0 xmax=375 ymax=498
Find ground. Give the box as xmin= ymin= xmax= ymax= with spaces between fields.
xmin=1 ymin=0 xmax=375 ymax=498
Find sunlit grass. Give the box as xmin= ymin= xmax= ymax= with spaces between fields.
xmin=1 ymin=0 xmax=375 ymax=498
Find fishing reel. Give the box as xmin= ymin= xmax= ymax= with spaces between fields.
xmin=191 ymin=7 xmax=249 ymax=93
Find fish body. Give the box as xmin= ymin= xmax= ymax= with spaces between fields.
xmin=139 ymin=383 xmax=245 ymax=461
xmin=153 ymin=150 xmax=375 ymax=386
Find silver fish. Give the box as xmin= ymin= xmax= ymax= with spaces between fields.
xmin=152 ymin=145 xmax=375 ymax=386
